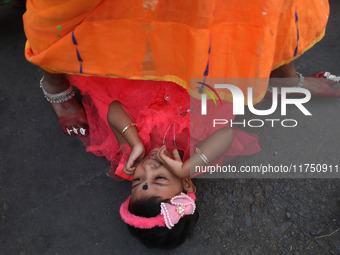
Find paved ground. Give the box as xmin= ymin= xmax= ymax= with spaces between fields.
xmin=1 ymin=2 xmax=339 ymax=254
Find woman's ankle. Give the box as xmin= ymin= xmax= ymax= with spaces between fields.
xmin=41 ymin=70 xmax=70 ymax=94
xmin=270 ymin=62 xmax=299 ymax=79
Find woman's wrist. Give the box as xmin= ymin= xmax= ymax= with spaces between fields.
xmin=124 ymin=129 xmax=142 ymax=148
xmin=132 ymin=140 xmax=144 ymax=150
xmin=181 ymin=164 xmax=190 ymax=178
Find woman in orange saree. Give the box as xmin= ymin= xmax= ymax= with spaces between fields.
xmin=23 ymin=0 xmax=334 ymax=135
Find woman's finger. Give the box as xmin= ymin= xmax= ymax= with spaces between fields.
xmin=163 ymin=147 xmax=173 ymax=159
xmin=125 ymin=159 xmax=136 ymax=171
xmin=172 ymin=149 xmax=182 ymax=161
xmin=159 ymin=148 xmax=175 ymax=166
xmin=156 ymin=145 xmax=166 ymax=164
xmin=123 ymin=166 xmax=135 ymax=175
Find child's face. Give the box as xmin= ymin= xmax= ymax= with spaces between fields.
xmin=130 ymin=148 xmax=187 ymax=202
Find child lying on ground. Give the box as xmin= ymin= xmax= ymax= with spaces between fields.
xmin=68 ymin=76 xmax=259 ymax=248
xmin=108 ymin=97 xmax=234 ymax=248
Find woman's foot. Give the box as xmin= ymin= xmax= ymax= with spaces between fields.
xmin=267 ymin=62 xmax=340 ymax=98
xmin=302 ymin=71 xmax=340 ymax=97
xmin=41 ymin=71 xmax=89 ymax=136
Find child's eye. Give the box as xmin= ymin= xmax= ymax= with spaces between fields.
xmin=155 ymin=176 xmax=166 ymax=180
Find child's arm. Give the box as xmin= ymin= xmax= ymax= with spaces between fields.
xmin=157 ymin=127 xmax=234 ymax=178
xmin=107 ymin=101 xmax=145 ymax=175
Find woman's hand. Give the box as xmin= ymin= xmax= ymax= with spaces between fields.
xmin=123 ymin=142 xmax=145 ymax=175
xmin=156 ymin=145 xmax=188 ymax=178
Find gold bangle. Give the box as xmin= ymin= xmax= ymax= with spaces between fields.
xmin=121 ymin=123 xmax=137 ymax=134
xmin=195 ymin=147 xmax=209 ymax=165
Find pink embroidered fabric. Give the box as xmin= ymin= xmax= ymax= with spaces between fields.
xmin=70 ymin=76 xmax=261 ymax=181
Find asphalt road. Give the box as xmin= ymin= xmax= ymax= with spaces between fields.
xmin=1 ymin=2 xmax=339 ymax=254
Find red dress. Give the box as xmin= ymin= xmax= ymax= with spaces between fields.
xmin=70 ymin=75 xmax=260 ymax=180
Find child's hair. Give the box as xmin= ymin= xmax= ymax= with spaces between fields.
xmin=127 ymin=196 xmax=199 ymax=249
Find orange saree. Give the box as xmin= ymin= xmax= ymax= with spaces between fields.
xmin=23 ymin=0 xmax=329 ymax=103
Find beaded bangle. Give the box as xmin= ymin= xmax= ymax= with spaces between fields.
xmin=121 ymin=123 xmax=137 ymax=134
xmin=195 ymin=147 xmax=209 ymax=165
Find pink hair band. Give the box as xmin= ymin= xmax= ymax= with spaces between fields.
xmin=120 ymin=192 xmax=196 ymax=229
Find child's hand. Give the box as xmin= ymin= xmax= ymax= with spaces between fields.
xmin=156 ymin=145 xmax=186 ymax=178
xmin=124 ymin=142 xmax=145 ymax=175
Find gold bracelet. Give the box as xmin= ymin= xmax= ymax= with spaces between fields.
xmin=121 ymin=123 xmax=137 ymax=134
xmin=195 ymin=147 xmax=209 ymax=165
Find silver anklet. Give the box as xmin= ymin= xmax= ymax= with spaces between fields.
xmin=267 ymin=72 xmax=304 ymax=94
xmin=40 ymin=76 xmax=75 ymax=104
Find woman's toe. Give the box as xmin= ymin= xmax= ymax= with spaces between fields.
xmin=65 ymin=126 xmax=75 ymax=136
xmin=79 ymin=125 xmax=89 ymax=136
xmin=72 ymin=126 xmax=79 ymax=135
xmin=309 ymin=71 xmax=325 ymax=78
